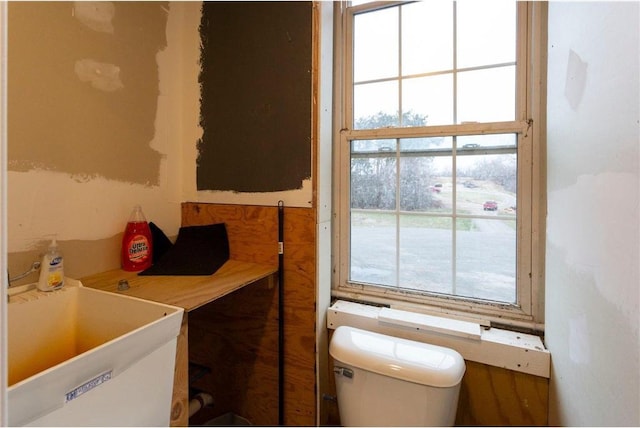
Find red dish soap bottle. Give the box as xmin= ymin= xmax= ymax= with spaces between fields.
xmin=121 ymin=205 xmax=153 ymax=272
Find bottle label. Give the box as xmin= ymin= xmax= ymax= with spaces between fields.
xmin=40 ymin=257 xmax=64 ymax=290
xmin=47 ymin=271 xmax=63 ymax=288
xmin=127 ymin=234 xmax=150 ymax=264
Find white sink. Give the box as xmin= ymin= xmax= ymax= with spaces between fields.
xmin=7 ymin=279 xmax=183 ymax=426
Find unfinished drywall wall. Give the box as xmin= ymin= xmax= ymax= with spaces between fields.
xmin=7 ymin=2 xmax=197 ymax=280
xmin=546 ymin=2 xmax=640 ymax=425
xmin=8 ymin=1 xmax=165 ymax=184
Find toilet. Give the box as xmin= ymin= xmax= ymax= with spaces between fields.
xmin=329 ymin=326 xmax=466 ymax=427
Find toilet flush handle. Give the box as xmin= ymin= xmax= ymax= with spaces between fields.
xmin=333 ymin=366 xmax=354 ymax=379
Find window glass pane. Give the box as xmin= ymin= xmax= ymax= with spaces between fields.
xmin=400 ymin=136 xmax=453 ymax=152
xmin=401 ymin=1 xmax=453 ymax=75
xmin=400 ymin=156 xmax=451 ymax=214
xmin=455 ymin=218 xmax=516 ymax=303
xmin=456 ymin=152 xmax=517 ymax=216
xmin=350 ymin=155 xmax=397 ymax=210
xmin=354 ymin=7 xmax=398 ymax=82
xmin=350 ymin=210 xmax=397 ymax=287
xmin=399 ymin=215 xmax=453 ymax=293
xmin=354 ymin=80 xmax=399 ymax=129
xmin=352 ymin=138 xmax=397 ymax=153
xmin=457 ymin=66 xmax=516 ymax=123
xmin=456 ymin=0 xmax=516 ymax=69
xmin=402 ymin=74 xmax=453 ymax=126
xmin=456 ymin=143 xmax=517 ymax=304
xmin=457 ymin=134 xmax=517 ymax=151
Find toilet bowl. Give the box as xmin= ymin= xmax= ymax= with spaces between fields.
xmin=329 ymin=326 xmax=465 ymax=427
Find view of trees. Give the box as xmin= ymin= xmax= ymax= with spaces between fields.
xmin=350 ymin=111 xmax=517 ymax=211
xmin=350 ymin=111 xmax=440 ymax=211
xmin=459 ymin=155 xmax=517 ymax=194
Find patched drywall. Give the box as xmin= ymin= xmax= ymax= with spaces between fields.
xmin=546 ymin=2 xmax=640 ymax=425
xmin=545 ymin=249 xmax=639 ymax=425
xmin=6 ymin=2 xmax=198 ymax=278
xmin=8 ymin=1 xmax=166 ymax=185
xmin=73 ymin=1 xmax=116 ymax=34
xmin=563 ymin=49 xmax=587 ymax=111
xmin=547 ymin=173 xmax=639 ymax=326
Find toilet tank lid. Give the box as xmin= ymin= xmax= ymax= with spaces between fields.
xmin=329 ymin=326 xmax=465 ymax=387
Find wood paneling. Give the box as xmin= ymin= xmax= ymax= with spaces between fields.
xmin=182 ymin=204 xmax=279 ymax=265
xmin=182 ymin=202 xmax=317 ymax=426
xmin=456 ymin=360 xmax=549 ymax=426
xmin=188 ymin=276 xmax=279 ymax=425
xmin=281 ymin=207 xmax=317 ymax=425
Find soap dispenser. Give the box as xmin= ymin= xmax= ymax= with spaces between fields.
xmin=37 ymin=237 xmax=64 ymax=291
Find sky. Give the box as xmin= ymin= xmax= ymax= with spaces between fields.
xmin=351 ymin=0 xmax=517 ymax=126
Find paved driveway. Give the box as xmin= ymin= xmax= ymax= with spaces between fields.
xmin=350 ymin=220 xmax=517 ymax=303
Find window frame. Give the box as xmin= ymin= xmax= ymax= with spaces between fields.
xmin=332 ymin=1 xmax=547 ymax=329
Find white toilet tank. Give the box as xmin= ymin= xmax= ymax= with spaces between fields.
xmin=329 ymin=326 xmax=466 ymax=427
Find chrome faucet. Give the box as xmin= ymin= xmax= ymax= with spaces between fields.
xmin=8 ymin=261 xmax=41 ymax=286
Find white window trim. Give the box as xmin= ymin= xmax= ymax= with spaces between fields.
xmin=327 ymin=300 xmax=550 ymax=378
xmin=331 ymin=1 xmax=547 ymax=330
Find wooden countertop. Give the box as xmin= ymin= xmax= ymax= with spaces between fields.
xmin=80 ymin=259 xmax=278 ymax=312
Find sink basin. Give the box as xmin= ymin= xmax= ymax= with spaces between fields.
xmin=7 ymin=279 xmax=183 ymax=426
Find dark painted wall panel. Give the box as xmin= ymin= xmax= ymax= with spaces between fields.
xmin=197 ymin=2 xmax=312 ymax=193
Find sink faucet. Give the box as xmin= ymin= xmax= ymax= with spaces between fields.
xmin=8 ymin=261 xmax=41 ymax=287
xmin=7 ymin=261 xmax=42 ymax=302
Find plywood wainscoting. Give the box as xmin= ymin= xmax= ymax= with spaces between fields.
xmin=181 ymin=202 xmax=317 ymax=426
xmin=456 ymin=360 xmax=549 ymax=425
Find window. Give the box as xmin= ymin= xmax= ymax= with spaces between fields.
xmin=333 ymin=1 xmax=546 ymax=328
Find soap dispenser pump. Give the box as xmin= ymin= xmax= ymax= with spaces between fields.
xmin=37 ymin=237 xmax=64 ymax=291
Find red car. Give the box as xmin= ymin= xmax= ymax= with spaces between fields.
xmin=483 ymin=201 xmax=498 ymax=211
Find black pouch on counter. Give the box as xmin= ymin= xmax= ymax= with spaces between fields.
xmin=149 ymin=221 xmax=173 ymax=263
xmin=139 ymin=223 xmax=230 ymax=276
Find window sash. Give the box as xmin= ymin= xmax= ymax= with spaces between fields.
xmin=333 ymin=1 xmax=545 ymax=326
